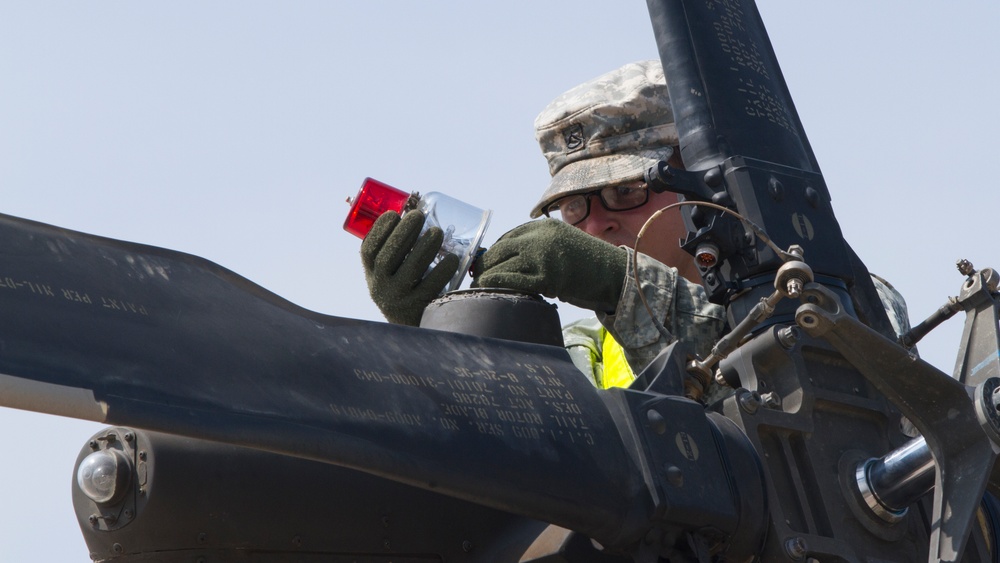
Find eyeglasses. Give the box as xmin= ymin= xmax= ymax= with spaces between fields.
xmin=543 ymin=183 xmax=649 ymax=225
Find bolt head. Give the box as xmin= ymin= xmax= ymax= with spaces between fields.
xmin=738 ymin=389 xmax=761 ymax=414
xmin=784 ymin=536 xmax=807 ymax=560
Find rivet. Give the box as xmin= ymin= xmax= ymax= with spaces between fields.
xmin=768 ymin=177 xmax=784 ymax=201
xmin=647 ymin=409 xmax=667 ymax=435
xmin=664 ymin=464 xmax=684 ymax=487
xmin=804 ymin=186 xmax=820 ymax=208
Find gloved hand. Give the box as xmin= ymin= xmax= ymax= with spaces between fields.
xmin=472 ymin=219 xmax=628 ymax=314
xmin=361 ymin=210 xmax=459 ymax=326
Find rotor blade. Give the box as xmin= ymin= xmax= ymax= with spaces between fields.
xmin=0 ymin=212 xmax=651 ymax=546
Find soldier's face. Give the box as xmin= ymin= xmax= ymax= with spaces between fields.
xmin=575 ymin=188 xmax=698 ymax=282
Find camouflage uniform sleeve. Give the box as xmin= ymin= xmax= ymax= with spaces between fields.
xmin=561 ymin=317 xmax=605 ymax=387
xmin=598 ymin=251 xmax=725 ymax=374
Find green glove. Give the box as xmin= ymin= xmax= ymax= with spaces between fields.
xmin=361 ymin=210 xmax=459 ymax=326
xmin=473 ymin=219 xmax=628 ymax=314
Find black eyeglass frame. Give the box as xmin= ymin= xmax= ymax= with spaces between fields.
xmin=542 ymin=183 xmax=650 ymax=226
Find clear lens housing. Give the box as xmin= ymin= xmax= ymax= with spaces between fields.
xmin=77 ymin=450 xmax=129 ymax=504
xmin=417 ymin=192 xmax=491 ymax=293
xmin=344 ymin=178 xmax=491 ymax=293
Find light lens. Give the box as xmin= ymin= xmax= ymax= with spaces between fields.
xmin=77 ymin=450 xmax=129 ymax=504
xmin=343 ymin=177 xmax=410 ymax=238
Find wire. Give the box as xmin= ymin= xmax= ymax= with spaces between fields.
xmin=630 ymin=200 xmax=790 ymax=342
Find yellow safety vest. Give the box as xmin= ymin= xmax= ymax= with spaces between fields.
xmin=599 ymin=328 xmax=636 ymax=389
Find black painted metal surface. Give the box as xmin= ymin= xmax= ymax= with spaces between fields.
xmin=0 ymin=212 xmax=647 ymax=545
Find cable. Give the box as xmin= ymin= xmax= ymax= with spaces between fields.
xmin=630 ymin=200 xmax=790 ymax=344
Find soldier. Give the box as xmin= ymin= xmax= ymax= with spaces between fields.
xmin=479 ymin=60 xmax=728 ymax=392
xmin=361 ymin=60 xmax=909 ymax=398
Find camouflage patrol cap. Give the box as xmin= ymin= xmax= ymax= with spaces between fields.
xmin=530 ymin=60 xmax=677 ymax=219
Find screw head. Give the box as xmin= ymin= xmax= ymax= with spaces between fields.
xmin=738 ymin=389 xmax=761 ymax=414
xmin=784 ymin=536 xmax=807 ymax=560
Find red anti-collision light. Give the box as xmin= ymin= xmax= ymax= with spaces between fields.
xmin=343 ymin=177 xmax=410 ymax=238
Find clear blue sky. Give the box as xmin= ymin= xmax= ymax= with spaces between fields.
xmin=1 ymin=2 xmax=998 ymax=560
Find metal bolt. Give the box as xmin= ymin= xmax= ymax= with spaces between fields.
xmin=88 ymin=440 xmax=98 ymax=450
xmin=647 ymin=409 xmax=667 ymax=435
xmin=112 ymin=543 xmax=124 ymax=555
xmin=712 ymin=190 xmax=733 ymax=207
xmin=714 ymin=369 xmax=729 ymax=388
xmin=703 ymin=167 xmax=723 ymax=188
xmin=760 ymin=392 xmax=781 ymax=409
xmin=88 ymin=514 xmax=98 ymax=526
xmin=292 ymin=535 xmax=303 ymax=548
xmin=784 ymin=536 xmax=807 ymax=560
xmin=197 ymin=532 xmax=207 ymax=544
xmin=957 ymin=259 xmax=975 ymax=276
xmin=664 ymin=464 xmax=684 ymax=487
xmin=124 ymin=432 xmax=134 ymax=442
xmin=768 ymin=177 xmax=784 ymax=201
xmin=778 ymin=326 xmax=799 ymax=349
xmin=804 ymin=186 xmax=820 ymax=208
xmin=123 ymin=509 xmax=133 ymax=520
xmin=786 ymin=277 xmax=803 ymax=298
xmin=462 ymin=540 xmax=473 ymax=553
xmin=138 ymin=450 xmax=147 ymax=461
xmin=738 ymin=389 xmax=761 ymax=414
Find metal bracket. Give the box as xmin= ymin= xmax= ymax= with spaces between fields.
xmin=795 ymin=282 xmax=998 ymax=563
